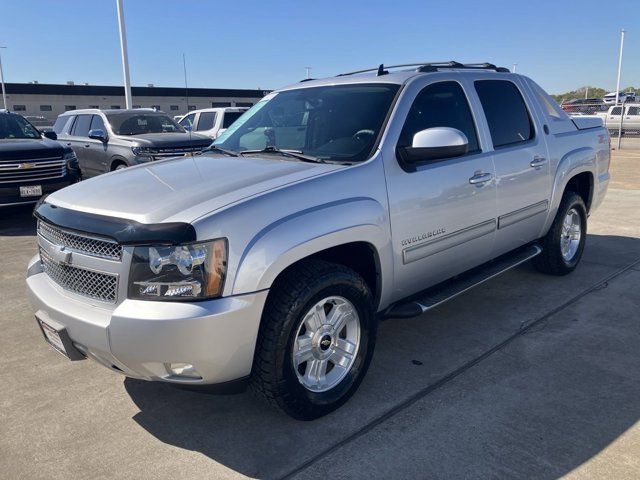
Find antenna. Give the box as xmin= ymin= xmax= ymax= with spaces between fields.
xmin=305 ymin=67 xmax=311 ymax=79
xmin=182 ymin=53 xmax=191 ymax=141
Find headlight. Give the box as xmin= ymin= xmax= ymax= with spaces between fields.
xmin=128 ymin=239 xmax=227 ymax=300
xmin=131 ymin=146 xmax=153 ymax=156
xmin=63 ymin=150 xmax=76 ymax=160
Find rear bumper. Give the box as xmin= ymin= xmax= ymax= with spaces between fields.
xmin=0 ymin=173 xmax=78 ymax=207
xmin=26 ymin=255 xmax=268 ymax=385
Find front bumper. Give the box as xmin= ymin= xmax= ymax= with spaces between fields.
xmin=0 ymin=173 xmax=78 ymax=207
xmin=26 ymin=255 xmax=268 ymax=384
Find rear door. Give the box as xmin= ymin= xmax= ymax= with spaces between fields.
xmin=625 ymin=105 xmax=640 ymax=132
xmin=606 ymin=106 xmax=623 ymax=133
xmin=383 ymin=76 xmax=497 ymax=298
xmin=472 ymin=78 xmax=551 ymax=256
xmin=195 ymin=111 xmax=217 ymax=136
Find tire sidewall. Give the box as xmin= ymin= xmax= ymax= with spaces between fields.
xmin=279 ymin=274 xmax=376 ymax=415
xmin=556 ymin=194 xmax=587 ymax=269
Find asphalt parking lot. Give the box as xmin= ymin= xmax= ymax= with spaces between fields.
xmin=1 ymin=150 xmax=639 ymax=480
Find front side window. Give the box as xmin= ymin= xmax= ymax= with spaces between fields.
xmin=0 ymin=114 xmax=41 ymax=139
xmin=179 ymin=113 xmax=195 ymax=128
xmin=196 ymin=112 xmax=216 ymax=131
xmin=72 ymin=114 xmax=93 ymax=137
xmin=214 ymin=83 xmax=400 ymax=163
xmin=475 ymin=80 xmax=534 ymax=148
xmin=611 ymin=107 xmax=622 ymax=115
xmin=397 ymin=81 xmax=479 ymax=153
xmin=106 ymin=113 xmax=185 ymax=135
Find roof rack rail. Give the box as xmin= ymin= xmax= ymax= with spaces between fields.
xmin=336 ymin=61 xmax=510 ymax=77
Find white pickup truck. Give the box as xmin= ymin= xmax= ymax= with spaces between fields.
xmin=594 ymin=104 xmax=640 ymax=135
xmin=27 ymin=61 xmax=610 ymax=420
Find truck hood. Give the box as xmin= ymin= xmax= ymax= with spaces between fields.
xmin=45 ymin=153 xmax=342 ymax=224
xmin=0 ymin=138 xmax=65 ymax=160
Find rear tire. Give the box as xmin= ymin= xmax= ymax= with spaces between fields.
xmin=533 ymin=192 xmax=587 ymax=276
xmin=250 ymin=259 xmax=377 ymax=420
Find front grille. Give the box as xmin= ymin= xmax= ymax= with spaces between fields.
xmin=0 ymin=157 xmax=66 ymax=184
xmin=152 ymin=146 xmax=206 ymax=158
xmin=40 ymin=248 xmax=118 ymax=303
xmin=38 ymin=221 xmax=122 ymax=261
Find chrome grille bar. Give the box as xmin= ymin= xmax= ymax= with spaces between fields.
xmin=37 ymin=221 xmax=123 ymax=261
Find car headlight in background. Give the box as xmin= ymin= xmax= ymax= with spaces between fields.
xmin=131 ymin=146 xmax=154 ymax=156
xmin=128 ymin=239 xmax=227 ymax=300
xmin=63 ymin=150 xmax=80 ymax=175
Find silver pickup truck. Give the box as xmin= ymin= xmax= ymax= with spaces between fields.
xmin=27 ymin=62 xmax=610 ymax=420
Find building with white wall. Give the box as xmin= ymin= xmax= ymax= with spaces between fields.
xmin=4 ymin=82 xmax=269 ymax=126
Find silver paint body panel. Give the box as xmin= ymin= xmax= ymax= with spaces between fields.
xmin=28 ymin=69 xmax=610 ymax=384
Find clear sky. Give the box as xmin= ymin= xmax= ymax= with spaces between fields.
xmin=1 ymin=0 xmax=637 ymax=94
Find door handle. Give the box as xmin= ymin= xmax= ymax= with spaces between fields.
xmin=468 ymin=172 xmax=493 ymax=185
xmin=530 ymin=156 xmax=547 ymax=168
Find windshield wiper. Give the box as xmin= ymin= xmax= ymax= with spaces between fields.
xmin=203 ymin=145 xmax=239 ymax=157
xmin=238 ymin=146 xmax=326 ymax=164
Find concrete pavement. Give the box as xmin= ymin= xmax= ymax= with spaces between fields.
xmin=1 ymin=151 xmax=638 ymax=479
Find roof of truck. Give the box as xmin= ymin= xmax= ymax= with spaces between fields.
xmin=280 ymin=61 xmax=514 ymax=91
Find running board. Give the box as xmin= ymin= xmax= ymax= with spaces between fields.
xmin=383 ymin=244 xmax=542 ymax=319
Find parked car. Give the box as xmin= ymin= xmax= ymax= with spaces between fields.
xmin=596 ymin=103 xmax=640 ymax=134
xmin=52 ymin=109 xmax=213 ymax=178
xmin=561 ymin=98 xmax=606 ymax=113
xmin=0 ymin=110 xmax=79 ymax=207
xmin=27 ymin=62 xmax=610 ymax=420
xmin=624 ymin=91 xmax=637 ymax=102
xmin=177 ymin=107 xmax=249 ymax=139
xmin=603 ymin=91 xmax=628 ymax=104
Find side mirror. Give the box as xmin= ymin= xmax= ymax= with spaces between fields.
xmin=399 ymin=127 xmax=469 ymax=164
xmin=183 ymin=123 xmax=193 ymax=132
xmin=42 ymin=130 xmax=57 ymax=140
xmin=88 ymin=129 xmax=107 ymax=142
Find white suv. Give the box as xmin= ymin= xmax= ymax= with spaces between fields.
xmin=178 ymin=107 xmax=249 ymax=139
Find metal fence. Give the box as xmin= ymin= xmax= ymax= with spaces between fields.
xmin=560 ymin=100 xmax=640 ymax=149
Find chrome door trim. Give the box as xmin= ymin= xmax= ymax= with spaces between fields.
xmin=498 ymin=200 xmax=549 ymax=229
xmin=402 ymin=219 xmax=496 ymax=265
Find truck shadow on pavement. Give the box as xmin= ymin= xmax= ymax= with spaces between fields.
xmin=124 ymin=233 xmax=640 ymax=480
xmin=0 ymin=205 xmax=37 ymax=236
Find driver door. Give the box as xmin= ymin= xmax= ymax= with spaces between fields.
xmin=382 ymin=77 xmax=497 ymax=300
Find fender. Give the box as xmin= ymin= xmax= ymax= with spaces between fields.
xmin=541 ymin=146 xmax=596 ymax=234
xmin=109 ymin=155 xmax=129 ymax=170
xmin=232 ymin=197 xmax=392 ymax=308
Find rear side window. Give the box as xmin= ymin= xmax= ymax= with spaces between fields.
xmin=222 ymin=111 xmax=244 ymax=128
xmin=611 ymin=107 xmax=623 ymax=115
xmin=627 ymin=106 xmax=639 ymax=116
xmin=72 ymin=114 xmax=93 ymax=137
xmin=475 ymin=80 xmax=534 ymax=148
xmin=53 ymin=116 xmax=72 ymax=134
xmin=197 ymin=112 xmax=216 ymax=131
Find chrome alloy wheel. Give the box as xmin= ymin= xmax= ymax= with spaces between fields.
xmin=292 ymin=296 xmax=361 ymax=392
xmin=561 ymin=208 xmax=582 ymax=261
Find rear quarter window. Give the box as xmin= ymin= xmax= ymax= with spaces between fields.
xmin=475 ymin=80 xmax=534 ymax=148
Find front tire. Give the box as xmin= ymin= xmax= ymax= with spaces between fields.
xmin=250 ymin=259 xmax=377 ymax=420
xmin=533 ymin=191 xmax=587 ymax=275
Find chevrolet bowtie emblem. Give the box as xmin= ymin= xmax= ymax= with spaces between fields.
xmin=50 ymin=245 xmax=72 ymax=266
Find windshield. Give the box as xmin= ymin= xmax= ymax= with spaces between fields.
xmin=0 ymin=114 xmax=41 ymax=139
xmin=106 ymin=113 xmax=185 ymax=135
xmin=214 ymin=83 xmax=400 ymax=162
xmin=222 ymin=111 xmax=245 ymax=128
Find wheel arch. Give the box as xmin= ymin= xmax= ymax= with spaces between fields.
xmin=109 ymin=156 xmax=129 ymax=171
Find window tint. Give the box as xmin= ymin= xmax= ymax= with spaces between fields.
xmin=222 ymin=111 xmax=244 ymax=128
xmin=72 ymin=114 xmax=93 ymax=137
xmin=475 ymin=80 xmax=534 ymax=148
xmin=179 ymin=113 xmax=195 ymax=128
xmin=196 ymin=112 xmax=216 ymax=131
xmin=611 ymin=107 xmax=622 ymax=115
xmin=0 ymin=114 xmax=41 ymax=139
xmin=398 ymin=81 xmax=479 ymax=152
xmin=90 ymin=115 xmax=106 ymax=132
xmin=53 ymin=116 xmax=72 ymax=134
xmin=627 ymin=106 xmax=639 ymax=116
xmin=13 ymin=105 xmax=26 ymax=111
xmin=106 ymin=113 xmax=184 ymax=135
xmin=40 ymin=105 xmax=52 ymax=112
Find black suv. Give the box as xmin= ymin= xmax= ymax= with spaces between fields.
xmin=53 ymin=109 xmax=212 ymax=178
xmin=0 ymin=110 xmax=80 ymax=207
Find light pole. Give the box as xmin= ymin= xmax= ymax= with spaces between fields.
xmin=615 ymin=28 xmax=625 ymax=106
xmin=116 ymin=0 xmax=132 ymax=109
xmin=0 ymin=46 xmax=7 ymax=110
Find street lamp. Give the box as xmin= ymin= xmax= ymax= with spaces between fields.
xmin=0 ymin=46 xmax=7 ymax=110
xmin=116 ymin=0 xmax=132 ymax=109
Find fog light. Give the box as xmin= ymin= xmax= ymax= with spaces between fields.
xmin=166 ymin=362 xmax=202 ymax=379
